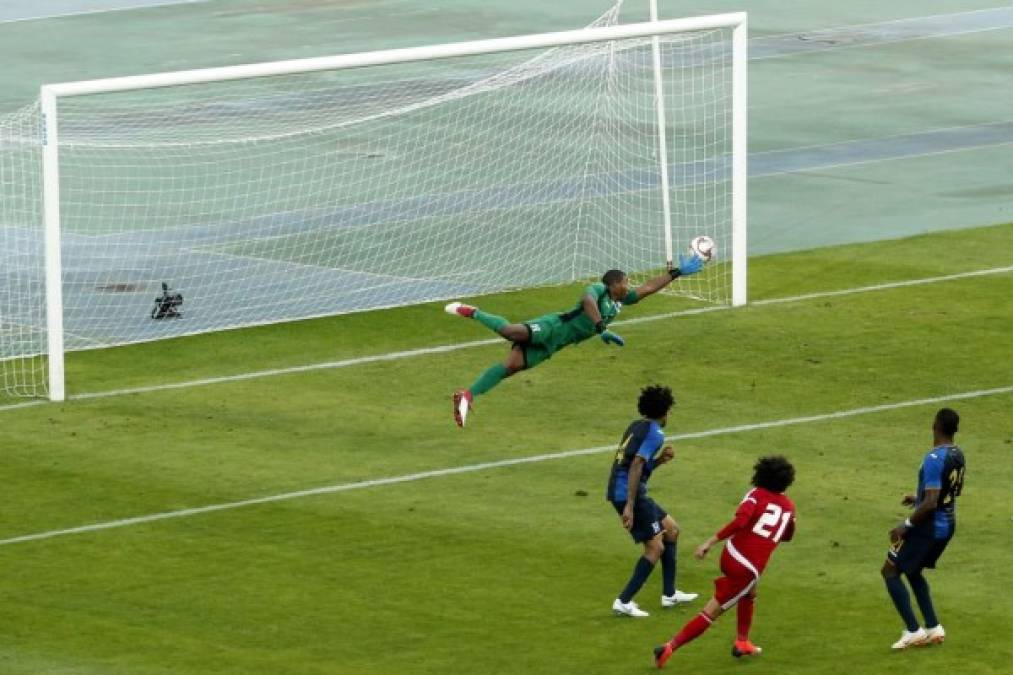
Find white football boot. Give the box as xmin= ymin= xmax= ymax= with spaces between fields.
xmin=452 ymin=390 xmax=473 ymax=428
xmin=612 ymin=599 xmax=649 ymax=618
xmin=891 ymin=628 xmax=928 ymax=650
xmin=661 ymin=590 xmax=700 ymax=607
xmin=923 ymin=624 xmax=945 ymax=644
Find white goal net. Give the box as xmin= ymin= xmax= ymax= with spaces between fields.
xmin=0 ymin=4 xmax=745 ymax=400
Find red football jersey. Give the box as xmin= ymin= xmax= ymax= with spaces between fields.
xmin=716 ymin=487 xmax=796 ymax=575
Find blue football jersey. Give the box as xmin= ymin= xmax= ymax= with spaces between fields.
xmin=606 ymin=419 xmax=666 ymax=502
xmin=916 ymin=444 xmax=966 ymax=538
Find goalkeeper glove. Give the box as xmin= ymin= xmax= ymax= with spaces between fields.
xmin=600 ymin=330 xmax=625 ymax=347
xmin=669 ymin=252 xmax=704 ymax=279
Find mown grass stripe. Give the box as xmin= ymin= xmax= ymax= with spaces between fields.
xmin=1 ymin=383 xmax=1009 ymax=547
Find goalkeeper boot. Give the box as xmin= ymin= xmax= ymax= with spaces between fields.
xmin=444 ymin=302 xmax=476 ymax=318
xmin=662 ymin=590 xmax=699 ymax=607
xmin=453 ymin=389 xmax=473 ymax=428
xmin=731 ymin=640 xmax=763 ymax=658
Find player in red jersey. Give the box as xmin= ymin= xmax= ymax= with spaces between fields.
xmin=653 ymin=455 xmax=796 ymax=668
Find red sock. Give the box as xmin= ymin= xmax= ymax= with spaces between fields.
xmin=736 ymin=596 xmax=754 ymax=642
xmin=672 ymin=612 xmax=714 ymax=649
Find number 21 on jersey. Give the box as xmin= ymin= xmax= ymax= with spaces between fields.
xmin=752 ymin=503 xmax=793 ymax=542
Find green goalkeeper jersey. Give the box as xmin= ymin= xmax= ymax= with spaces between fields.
xmin=555 ymin=282 xmax=639 ymax=344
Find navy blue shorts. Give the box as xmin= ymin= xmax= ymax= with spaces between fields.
xmin=611 ymin=496 xmax=668 ymax=544
xmin=888 ymin=531 xmax=952 ymax=574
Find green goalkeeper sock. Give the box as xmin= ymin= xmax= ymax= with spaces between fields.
xmin=470 ymin=363 xmax=509 ymax=397
xmin=473 ymin=310 xmax=509 ymax=334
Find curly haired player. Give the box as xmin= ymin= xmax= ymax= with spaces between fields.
xmin=605 ymin=385 xmax=698 ymax=618
xmin=654 ymin=455 xmax=797 ymax=668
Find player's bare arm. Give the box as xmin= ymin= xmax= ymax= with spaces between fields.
xmin=890 ymin=487 xmax=940 ymax=542
xmin=657 ymin=446 xmax=674 ymax=465
xmin=694 ymin=535 xmax=719 ymax=560
xmin=632 ymin=254 xmax=706 ymax=301
xmin=907 ymin=486 xmax=940 ymax=523
xmin=694 ymin=513 xmax=744 ymax=560
xmin=632 ymin=270 xmax=680 ymax=301
xmin=622 ymin=456 xmax=646 ymax=530
xmin=696 ymin=496 xmax=756 ymax=559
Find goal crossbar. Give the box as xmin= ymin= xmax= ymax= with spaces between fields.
xmin=42 ymin=13 xmax=747 ymax=98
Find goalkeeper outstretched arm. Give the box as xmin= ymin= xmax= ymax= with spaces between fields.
xmin=632 ymin=252 xmax=704 ymax=302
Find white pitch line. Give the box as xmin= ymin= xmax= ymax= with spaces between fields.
xmin=1 ymin=384 xmax=1010 ymax=548
xmin=753 ymin=264 xmax=1013 ymax=305
xmin=0 ymin=399 xmax=53 ymax=412
xmin=0 ymin=264 xmax=1009 ymax=413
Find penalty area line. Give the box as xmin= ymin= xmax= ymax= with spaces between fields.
xmin=0 ymin=384 xmax=1010 ymax=548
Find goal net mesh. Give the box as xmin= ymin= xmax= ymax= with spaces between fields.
xmin=0 ymin=4 xmax=734 ymax=397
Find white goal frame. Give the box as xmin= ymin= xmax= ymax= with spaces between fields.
xmin=39 ymin=12 xmax=748 ymax=401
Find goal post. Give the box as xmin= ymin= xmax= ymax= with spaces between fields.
xmin=650 ymin=0 xmax=675 ymax=270
xmin=8 ymin=9 xmax=749 ymax=402
xmin=41 ymin=89 xmax=67 ymax=402
xmin=731 ymin=14 xmax=748 ymax=307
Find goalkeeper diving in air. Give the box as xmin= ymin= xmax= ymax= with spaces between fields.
xmin=444 ymin=253 xmax=705 ymax=427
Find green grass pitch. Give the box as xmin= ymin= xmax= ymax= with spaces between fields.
xmin=0 ymin=224 xmax=1011 ymax=673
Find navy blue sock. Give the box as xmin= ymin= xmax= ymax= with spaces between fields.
xmin=619 ymin=556 xmax=656 ymax=604
xmin=884 ymin=575 xmax=919 ymax=632
xmin=661 ymin=541 xmax=677 ymax=597
xmin=906 ymin=572 xmax=939 ymax=628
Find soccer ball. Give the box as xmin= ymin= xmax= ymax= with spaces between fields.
xmin=689 ymin=235 xmax=716 ymax=262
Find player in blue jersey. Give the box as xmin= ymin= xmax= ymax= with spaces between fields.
xmin=882 ymin=407 xmax=966 ymax=650
xmin=605 ymin=385 xmax=698 ymax=617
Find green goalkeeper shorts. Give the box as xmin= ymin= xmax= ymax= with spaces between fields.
xmin=512 ymin=342 xmax=553 ymax=369
xmin=515 ymin=313 xmax=577 ymax=368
